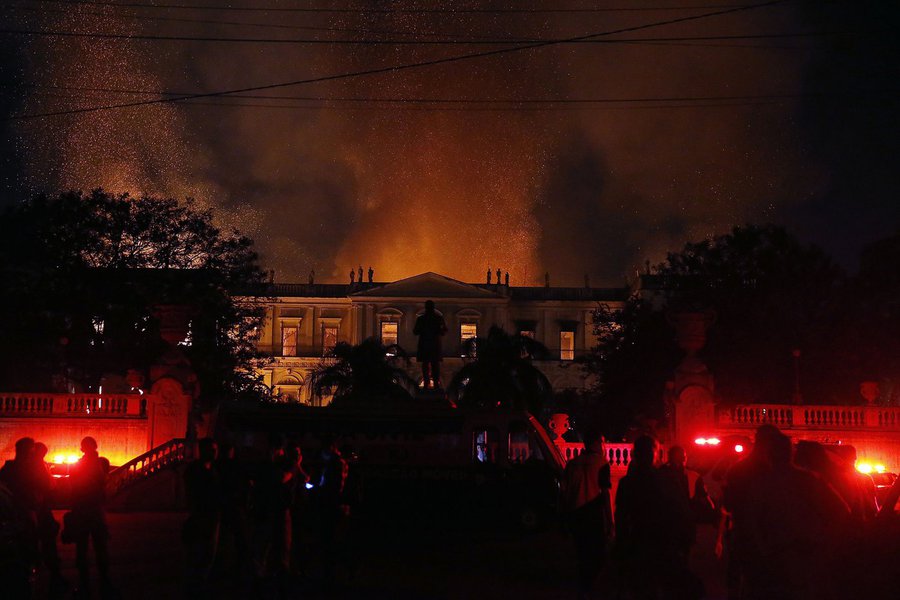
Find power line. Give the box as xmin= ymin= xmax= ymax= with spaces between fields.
xmin=26 ymin=90 xmax=796 ymax=111
xmin=0 ymin=27 xmax=857 ymax=45
xmin=32 ymin=1 xmax=758 ymax=15
xmin=4 ymin=4 xmax=505 ymax=40
xmin=3 ymin=5 xmax=805 ymax=50
xmin=23 ymin=83 xmax=895 ymax=105
xmin=5 ymin=0 xmax=787 ymax=122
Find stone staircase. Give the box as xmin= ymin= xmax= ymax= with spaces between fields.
xmin=106 ymin=438 xmax=189 ymax=510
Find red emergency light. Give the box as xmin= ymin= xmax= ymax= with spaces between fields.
xmin=856 ymin=461 xmax=886 ymax=475
xmin=694 ymin=437 xmax=721 ymax=446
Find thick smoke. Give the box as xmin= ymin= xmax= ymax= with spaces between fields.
xmin=8 ymin=1 xmax=895 ymax=283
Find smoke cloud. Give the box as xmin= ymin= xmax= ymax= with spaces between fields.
xmin=5 ymin=1 xmax=897 ymax=284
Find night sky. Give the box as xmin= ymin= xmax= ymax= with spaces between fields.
xmin=1 ymin=1 xmax=898 ymax=285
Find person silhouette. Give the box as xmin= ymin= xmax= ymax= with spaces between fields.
xmin=561 ymin=429 xmax=612 ymax=599
xmin=183 ymin=437 xmax=221 ymax=598
xmin=367 ymin=267 xmax=374 ymax=283
xmin=32 ymin=442 xmax=67 ymax=595
xmin=0 ymin=437 xmax=39 ymax=596
xmin=722 ymin=424 xmax=781 ymax=599
xmin=413 ymin=300 xmax=448 ymax=389
xmin=746 ymin=431 xmax=850 ymax=600
xmin=314 ymin=436 xmax=349 ymax=588
xmin=67 ymin=436 xmax=113 ymax=600
xmin=349 ymin=269 xmax=355 ymax=283
xmin=615 ymin=435 xmax=701 ymax=599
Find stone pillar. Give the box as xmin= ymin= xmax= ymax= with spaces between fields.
xmin=147 ymin=377 xmax=191 ymax=449
xmin=667 ymin=310 xmax=717 ymax=444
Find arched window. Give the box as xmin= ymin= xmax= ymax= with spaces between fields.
xmin=274 ymin=373 xmax=304 ymax=403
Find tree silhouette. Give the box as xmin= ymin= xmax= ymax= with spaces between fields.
xmin=580 ymin=300 xmax=679 ymax=439
xmin=447 ymin=326 xmax=552 ymax=415
xmin=0 ymin=189 xmax=267 ymax=404
xmin=656 ymin=224 xmax=844 ymax=404
xmin=310 ymin=337 xmax=416 ymax=407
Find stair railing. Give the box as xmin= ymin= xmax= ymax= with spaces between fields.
xmin=106 ymin=438 xmax=187 ymax=498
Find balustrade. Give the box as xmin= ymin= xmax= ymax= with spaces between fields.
xmin=553 ymin=441 xmax=666 ymax=467
xmin=0 ymin=393 xmax=146 ymax=417
xmin=554 ymin=440 xmax=585 ymax=462
xmin=106 ymin=438 xmax=187 ymax=497
xmin=719 ymin=404 xmax=900 ymax=431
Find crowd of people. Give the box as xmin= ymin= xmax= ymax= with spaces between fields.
xmin=0 ymin=436 xmax=112 ymax=600
xmin=0 ymin=433 xmax=353 ymax=600
xmin=562 ymin=424 xmax=893 ymax=600
xmin=3 ymin=424 xmax=896 ymax=599
xmin=182 ymin=434 xmax=351 ymax=599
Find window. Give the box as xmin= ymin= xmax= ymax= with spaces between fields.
xmin=380 ymin=321 xmax=398 ymax=348
xmin=473 ymin=427 xmax=499 ymax=463
xmin=281 ymin=325 xmax=298 ymax=357
xmin=460 ymin=323 xmax=478 ymax=357
xmin=275 ymin=386 xmax=301 ymax=403
xmin=322 ymin=326 xmax=339 ymax=355
xmin=560 ymin=330 xmax=575 ymax=361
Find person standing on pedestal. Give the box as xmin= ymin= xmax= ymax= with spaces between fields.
xmin=413 ymin=300 xmax=447 ymax=389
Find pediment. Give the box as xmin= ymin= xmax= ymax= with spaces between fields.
xmin=351 ymin=272 xmax=504 ymax=299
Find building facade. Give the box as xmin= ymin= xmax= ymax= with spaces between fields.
xmin=251 ymin=272 xmax=628 ymax=404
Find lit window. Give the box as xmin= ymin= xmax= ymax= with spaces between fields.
xmin=560 ymin=330 xmax=575 ymax=361
xmin=281 ymin=325 xmax=298 ymax=357
xmin=275 ymin=386 xmax=301 ymax=403
xmin=322 ymin=326 xmax=338 ymax=355
xmin=460 ymin=323 xmax=477 ymax=357
xmin=473 ymin=427 xmax=499 ymax=463
xmin=381 ymin=321 xmax=398 ymax=348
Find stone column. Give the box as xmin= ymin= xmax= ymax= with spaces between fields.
xmin=667 ymin=310 xmax=717 ymax=444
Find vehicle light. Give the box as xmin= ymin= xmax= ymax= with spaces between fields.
xmin=694 ymin=437 xmax=721 ymax=446
xmin=52 ymin=453 xmax=80 ymax=465
xmin=856 ymin=461 xmax=888 ymax=475
xmin=734 ymin=444 xmax=744 ymax=453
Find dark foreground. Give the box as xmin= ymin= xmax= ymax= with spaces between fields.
xmin=49 ymin=511 xmax=728 ymax=599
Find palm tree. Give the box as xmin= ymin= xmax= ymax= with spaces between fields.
xmin=447 ymin=326 xmax=553 ymax=415
xmin=310 ymin=337 xmax=416 ymax=407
